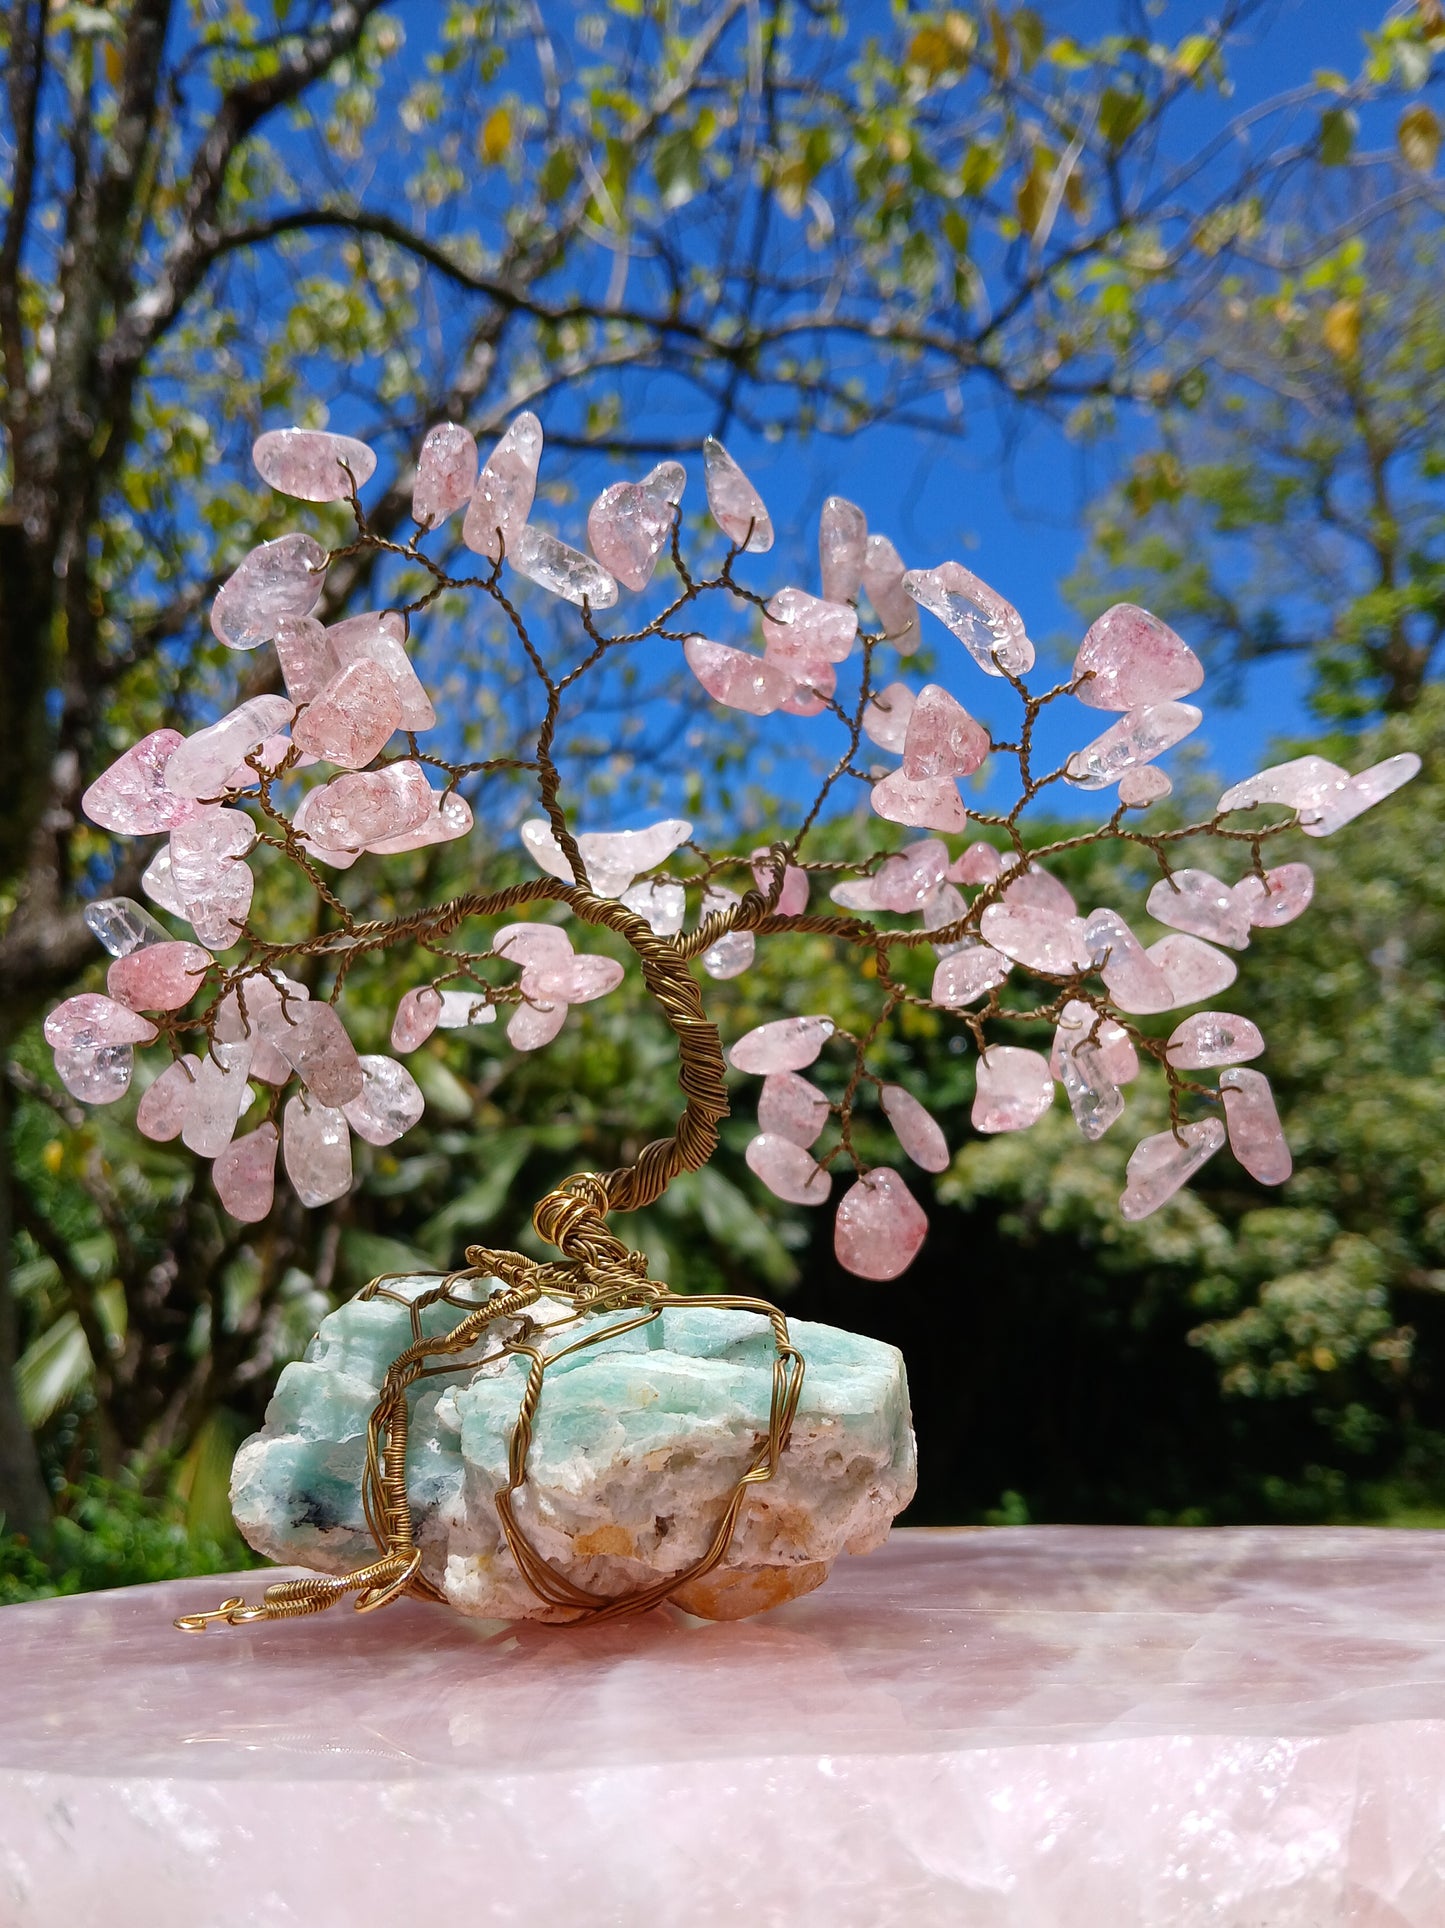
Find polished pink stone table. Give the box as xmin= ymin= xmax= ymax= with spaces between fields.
xmin=4 ymin=1525 xmax=1445 ymax=1926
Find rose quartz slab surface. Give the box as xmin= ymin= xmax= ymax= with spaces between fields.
xmin=5 ymin=1526 xmax=1445 ymax=1926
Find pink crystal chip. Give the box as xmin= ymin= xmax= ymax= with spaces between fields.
xmin=107 ymin=942 xmax=211 ymax=1013
xmin=1300 ymin=754 xmax=1421 ymax=838
xmin=880 ymin=1085 xmax=950 ymax=1173
xmin=1083 ymin=908 xmax=1173 ymax=1014
xmin=861 ymin=534 xmax=921 ymax=653
xmin=870 ymin=770 xmax=967 ymax=834
xmin=684 ymin=638 xmax=793 ymax=716
xmin=1220 ymin=1067 xmax=1292 ymax=1185
xmin=1146 ymin=869 xmax=1252 ymax=950
xmin=932 ymin=946 xmax=1010 ymax=1007
xmin=164 ymin=696 xmax=295 ymax=800
xmin=342 ymin=1056 xmax=425 ymax=1147
xmin=213 ymin=1122 xmax=279 ymax=1222
xmin=254 ymin=428 xmax=375 ymax=502
xmin=293 ymin=660 xmax=402 ymax=768
xmin=973 ymin=1046 xmax=1054 ymax=1133
xmin=872 ymin=840 xmax=949 ymax=913
xmin=327 ymin=611 xmax=435 ymax=733
xmin=834 ymin=1168 xmax=927 ymax=1280
xmin=412 ymin=423 xmax=478 ymax=528
xmin=703 ymin=437 xmax=773 ymax=553
xmin=903 ymin=561 xmax=1034 ymax=677
xmin=136 ymin=1055 xmax=200 ymax=1141
xmin=211 ymin=534 xmax=328 ymax=650
xmin=463 ymin=412 xmax=543 ymax=561
xmin=729 ymin=1015 xmax=834 ymax=1075
xmin=528 ymin=955 xmax=626 ymax=1005
xmin=1118 ymin=765 xmax=1173 ymax=807
xmin=902 ymin=685 xmax=990 ymax=781
xmin=1072 ymin=604 xmax=1204 ymax=711
xmin=863 ymin=682 xmax=916 ymax=753
xmin=267 ymin=1002 xmax=364 ymax=1106
xmin=283 ymin=1093 xmax=352 ymax=1207
xmin=82 ymin=730 xmax=203 ymax=836
xmin=951 ymin=841 xmax=1005 ymax=886
xmin=1166 ymin=1011 xmax=1265 ymax=1069
xmin=1052 ymin=1000 xmax=1139 ymax=1088
xmin=1065 ymin=702 xmax=1202 ymax=790
xmin=980 ymin=903 xmax=1093 ymax=975
xmin=511 ymin=526 xmax=618 ymax=609
xmin=1002 ymin=865 xmax=1077 ymax=917
xmin=587 ymin=461 xmax=685 ymax=590
xmin=1120 ymin=1119 xmax=1226 ymax=1219
xmin=762 ymin=588 xmax=857 ymax=665
xmin=273 ymin=616 xmax=338 ymax=705
xmin=508 ymin=999 xmax=568 ymax=1051
xmin=745 ymin=1134 xmax=830 ymax=1205
xmin=1241 ymin=863 xmax=1314 ymax=929
xmin=757 ymin=1072 xmax=829 ymax=1148
xmin=296 ymin=761 xmax=434 ymax=851
xmin=819 ymin=497 xmax=867 ymax=604
xmin=1147 ymin=933 xmax=1239 ymax=1007
xmin=53 ymin=1044 xmax=133 ymax=1104
xmin=1217 ymin=754 xmax=1350 ymax=818
xmin=180 ymin=1042 xmax=253 ymax=1158
xmin=391 ymin=986 xmax=443 ymax=1052
xmin=750 ymin=852 xmax=809 ymax=916
xmin=45 ymin=994 xmax=157 ymax=1050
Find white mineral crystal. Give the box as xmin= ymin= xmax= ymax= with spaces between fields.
xmin=232 ymin=1281 xmax=917 ymax=1623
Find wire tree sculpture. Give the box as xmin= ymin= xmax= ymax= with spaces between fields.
xmin=48 ymin=416 xmax=1420 ymax=1627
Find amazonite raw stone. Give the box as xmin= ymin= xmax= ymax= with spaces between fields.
xmin=232 ymin=1279 xmax=916 ymax=1623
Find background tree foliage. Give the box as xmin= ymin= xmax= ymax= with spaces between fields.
xmin=2 ymin=0 xmax=1444 ymax=1584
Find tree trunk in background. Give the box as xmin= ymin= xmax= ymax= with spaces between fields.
xmin=0 ymin=1075 xmax=51 ymax=1543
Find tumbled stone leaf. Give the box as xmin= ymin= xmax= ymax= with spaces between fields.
xmin=215 ymin=969 xmax=308 ymax=1045
xmin=980 ymin=903 xmax=1093 ymax=974
xmin=620 ymin=878 xmax=686 ymax=935
xmin=82 ymin=729 xmax=203 ymax=836
xmin=1001 ymin=865 xmax=1077 ymax=917
xmin=870 ymin=769 xmax=967 ymax=833
xmin=684 ymin=637 xmax=793 ymax=715
xmin=294 ymin=760 xmax=434 ymax=851
xmin=702 ymin=437 xmax=773 ymax=552
xmin=1220 ymin=1068 xmax=1292 ymax=1185
xmin=342 ymin=1056 xmax=425 ymax=1147
xmin=1072 ymin=604 xmax=1203 ymax=712
xmin=136 ymin=1054 xmax=201 ymax=1141
xmin=1217 ymin=754 xmax=1350 ymax=818
xmin=931 ymin=945 xmax=1010 ymax=1007
xmin=511 ymin=524 xmax=618 ymax=608
xmin=903 ymin=562 xmax=1034 ymax=677
xmin=520 ymin=816 xmax=692 ymax=899
xmin=528 ymin=954 xmax=625 ymax=1005
xmin=834 ymin=1168 xmax=927 ymax=1280
xmin=749 ymin=851 xmax=809 ymax=916
xmin=412 ymin=422 xmax=478 ymax=528
xmin=951 ymin=841 xmax=1004 ymax=885
xmin=168 ymin=807 xmax=256 ymax=898
xmin=1120 ymin=1119 xmax=1225 ymax=1220
xmin=700 ymin=885 xmax=754 ymax=979
xmin=746 ymin=1133 xmax=830 ymax=1205
xmin=1118 ymin=765 xmax=1173 ymax=807
xmin=729 ymin=1015 xmax=835 ymax=1075
xmin=763 ymin=587 xmax=858 ymax=665
xmin=462 ymin=412 xmax=542 ymax=560
xmin=507 ymin=998 xmax=568 ymax=1051
xmin=922 ymin=881 xmax=969 ymax=955
xmin=972 ymin=1046 xmax=1054 ymax=1133
xmin=1055 ymin=1037 xmax=1125 ymax=1142
xmin=1165 ymin=1011 xmax=1265 ymax=1069
xmin=1300 ymin=753 xmax=1422 ymax=838
xmin=268 ymin=1001 xmax=364 ymax=1106
xmin=861 ymin=534 xmax=921 ymax=653
xmin=1065 ymin=702 xmax=1202 ymax=790
xmin=391 ymin=986 xmax=443 ymax=1052
xmin=84 ymin=897 xmax=172 ymax=958
xmin=368 ymin=788 xmax=473 ymax=854
xmin=769 ymin=649 xmax=836 ymax=718
xmin=758 ymin=1072 xmax=829 ymax=1148
xmin=1145 ymin=868 xmax=1252 ymax=949
xmin=273 ymin=615 xmax=339 ymax=706
xmin=326 ymin=611 xmax=436 ymax=732
xmin=292 ymin=660 xmax=403 ymax=768
xmin=214 ymin=1122 xmax=279 ymax=1222
xmin=901 ymin=684 xmax=989 ymax=781
xmin=1146 ymin=933 xmax=1239 ymax=1007
xmin=54 ymin=1043 xmax=133 ymax=1105
xmin=880 ymin=1085 xmax=949 ymax=1172
xmin=435 ymin=988 xmax=496 ymax=1030
xmin=283 ymin=1093 xmax=353 ymax=1207
xmin=1239 ymin=862 xmax=1314 ymax=929
xmin=1083 ymin=908 xmax=1173 ymax=1014
xmin=181 ymin=1042 xmax=254 ymax=1158
xmin=45 ymin=993 xmax=157 ymax=1050
xmin=224 ymin=730 xmax=300 ymax=791
xmin=1051 ymin=1000 xmax=1139 ymax=1086
xmin=863 ymin=681 xmax=916 ymax=752
xmin=253 ymin=428 xmax=375 ymax=502
xmin=493 ymin=922 xmax=574 ymax=967
xmin=211 ymin=534 xmax=328 ymax=650
xmin=165 ymin=696 xmax=296 ymax=800
xmin=819 ymin=497 xmax=867 ymax=603
xmin=107 ymin=941 xmax=211 ymax=1013
xmin=872 ymin=840 xmax=949 ymax=912
xmin=586 ymin=460 xmax=684 ymax=590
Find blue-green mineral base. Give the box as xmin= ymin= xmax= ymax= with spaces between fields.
xmin=232 ymin=1278 xmax=916 ymax=1621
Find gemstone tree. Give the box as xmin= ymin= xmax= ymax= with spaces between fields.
xmin=54 ymin=418 xmax=1419 ymax=1628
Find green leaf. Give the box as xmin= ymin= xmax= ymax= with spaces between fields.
xmin=17 ymin=1313 xmax=92 ymax=1429
xmin=1099 ymin=87 xmax=1147 ymax=149
xmin=1398 ymin=102 xmax=1441 ymax=173
xmin=1318 ymin=106 xmax=1358 ymax=166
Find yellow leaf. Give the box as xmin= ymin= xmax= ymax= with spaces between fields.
xmin=1398 ymin=102 xmax=1441 ymax=172
xmin=1322 ymin=297 xmax=1361 ymax=362
xmin=480 ymin=106 xmax=512 ymax=166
